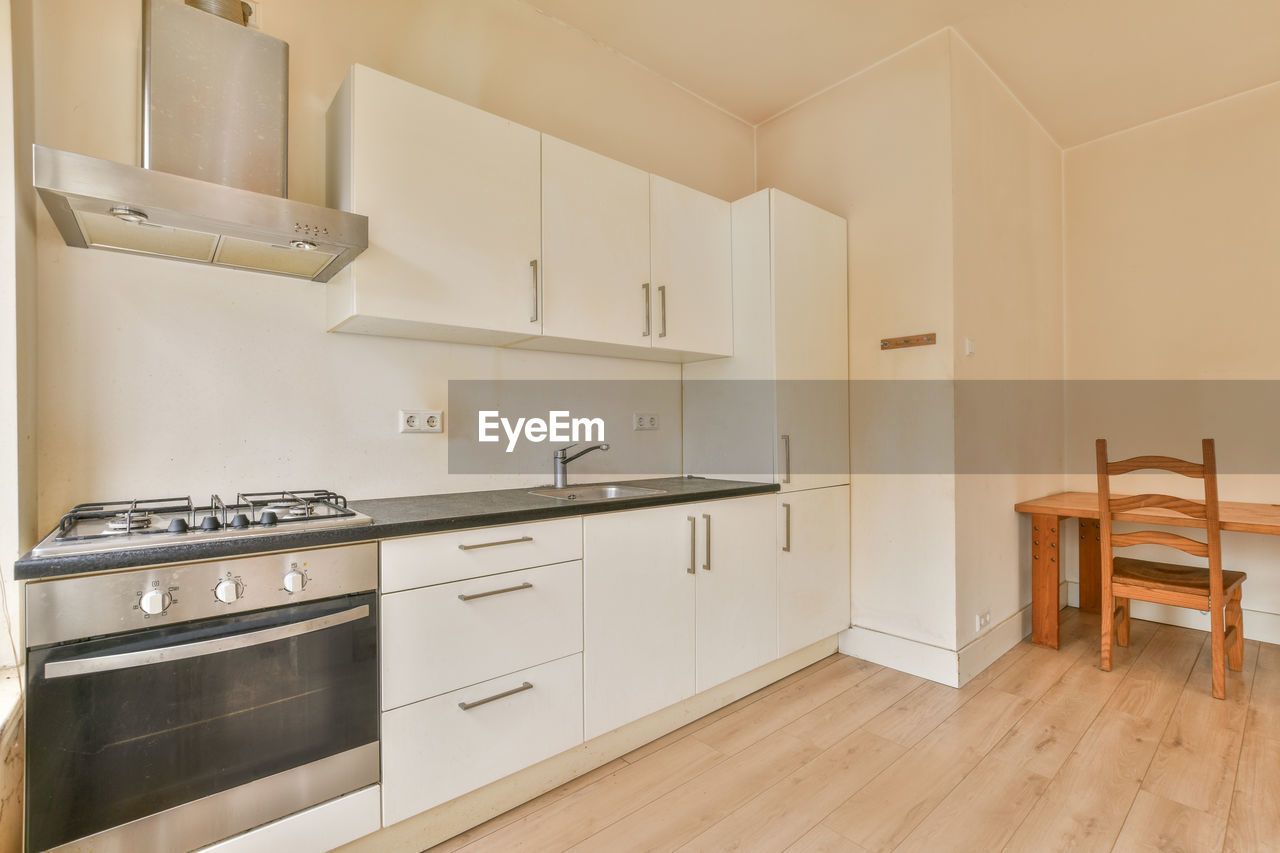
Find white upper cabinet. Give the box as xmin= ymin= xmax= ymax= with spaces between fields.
xmin=537 ymin=135 xmax=652 ymax=350
xmin=649 ymin=175 xmax=733 ymax=358
xmin=325 ymin=65 xmax=542 ymax=345
xmin=325 ymin=67 xmax=734 ymax=363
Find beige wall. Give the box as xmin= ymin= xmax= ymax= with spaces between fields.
xmin=1064 ymin=80 xmax=1280 ymax=642
xmin=30 ymin=0 xmax=755 ymax=533
xmin=758 ymin=31 xmax=959 ymax=650
xmin=0 ymin=0 xmax=34 ymax=669
xmin=949 ymin=33 xmax=1063 ymax=648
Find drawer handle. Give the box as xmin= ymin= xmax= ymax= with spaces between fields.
xmin=458 ymin=535 xmax=534 ymax=551
xmin=458 ymin=681 xmax=534 ymax=711
xmin=458 ymin=582 xmax=534 ymax=602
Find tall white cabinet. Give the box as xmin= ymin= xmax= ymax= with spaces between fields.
xmin=684 ymin=188 xmax=851 ymax=654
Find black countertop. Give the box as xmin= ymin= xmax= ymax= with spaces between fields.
xmin=15 ymin=477 xmax=779 ymax=580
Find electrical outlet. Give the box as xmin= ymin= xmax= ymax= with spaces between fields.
xmin=964 ymin=337 xmax=977 ymax=357
xmin=633 ymin=413 xmax=659 ymax=431
xmin=399 ymin=410 xmax=443 ymax=433
xmin=976 ymin=610 xmax=991 ymax=632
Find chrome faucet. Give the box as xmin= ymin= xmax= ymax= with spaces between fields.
xmin=552 ymin=442 xmax=610 ymax=488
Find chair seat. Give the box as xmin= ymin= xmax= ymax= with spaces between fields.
xmin=1113 ymin=556 xmax=1246 ymax=598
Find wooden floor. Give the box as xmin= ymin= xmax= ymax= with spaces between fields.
xmin=428 ymin=609 xmax=1280 ymax=853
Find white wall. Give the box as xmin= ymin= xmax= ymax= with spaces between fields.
xmin=1064 ymin=79 xmax=1280 ymax=643
xmin=0 ymin=0 xmax=34 ymax=668
xmin=949 ymin=33 xmax=1063 ymax=648
xmin=29 ymin=0 xmax=756 ymax=534
xmin=757 ymin=31 xmax=960 ymax=651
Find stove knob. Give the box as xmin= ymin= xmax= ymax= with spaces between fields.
xmin=139 ymin=589 xmax=170 ymax=615
xmin=283 ymin=570 xmax=306 ymax=594
xmin=230 ymin=514 xmax=251 ymax=529
xmin=260 ymin=511 xmax=278 ymax=527
xmin=199 ymin=516 xmax=222 ymax=531
xmin=166 ymin=518 xmax=189 ymax=534
xmin=214 ymin=579 xmax=240 ymax=604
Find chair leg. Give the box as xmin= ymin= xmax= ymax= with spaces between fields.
xmin=1211 ymin=591 xmax=1227 ymax=700
xmin=1116 ymin=597 xmax=1130 ymax=647
xmin=1227 ymin=587 xmax=1244 ymax=673
xmin=1101 ymin=583 xmax=1114 ymax=672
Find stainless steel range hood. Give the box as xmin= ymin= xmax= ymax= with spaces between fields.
xmin=34 ymin=145 xmax=367 ymax=281
xmin=32 ymin=0 xmax=367 ymax=282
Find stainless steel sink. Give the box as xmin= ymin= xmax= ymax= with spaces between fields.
xmin=529 ymin=485 xmax=668 ymax=502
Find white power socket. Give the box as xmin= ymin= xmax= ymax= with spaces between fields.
xmin=400 ymin=410 xmax=443 ymax=433
xmin=976 ymin=610 xmax=991 ymax=632
xmin=633 ymin=413 xmax=659 ymax=431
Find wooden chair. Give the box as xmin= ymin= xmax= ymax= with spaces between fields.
xmin=1096 ymin=438 xmax=1246 ymax=699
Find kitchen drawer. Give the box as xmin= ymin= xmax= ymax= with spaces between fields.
xmin=381 ymin=560 xmax=583 ymax=710
xmin=381 ymin=653 xmax=584 ymax=824
xmin=380 ymin=517 xmax=582 ymax=592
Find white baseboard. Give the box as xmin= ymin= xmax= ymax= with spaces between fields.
xmin=1065 ymin=580 xmax=1280 ymax=645
xmin=838 ymin=626 xmax=961 ymax=686
xmin=838 ymin=604 xmax=1032 ymax=689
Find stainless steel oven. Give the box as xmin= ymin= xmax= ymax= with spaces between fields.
xmin=24 ymin=542 xmax=379 ymax=852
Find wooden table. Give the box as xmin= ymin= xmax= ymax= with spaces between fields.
xmin=1014 ymin=491 xmax=1280 ymax=648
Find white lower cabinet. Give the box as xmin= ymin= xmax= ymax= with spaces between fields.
xmin=694 ymin=495 xmax=778 ymax=691
xmin=583 ymin=494 xmax=775 ymax=740
xmin=380 ymin=560 xmax=583 ymax=710
xmin=381 ymin=654 xmax=584 ymax=825
xmin=778 ymin=486 xmax=851 ymax=656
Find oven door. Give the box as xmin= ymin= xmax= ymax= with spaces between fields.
xmin=25 ymin=592 xmax=378 ymax=853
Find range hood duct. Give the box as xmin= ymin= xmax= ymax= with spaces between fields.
xmin=33 ymin=0 xmax=367 ymax=282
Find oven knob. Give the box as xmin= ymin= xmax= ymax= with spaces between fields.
xmin=283 ymin=570 xmax=306 ymax=593
xmin=214 ymin=579 xmax=241 ymax=604
xmin=139 ymin=589 xmax=170 ymax=615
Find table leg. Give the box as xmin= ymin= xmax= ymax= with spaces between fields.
xmin=1078 ymin=518 xmax=1101 ymax=613
xmin=1032 ymin=513 xmax=1061 ymax=649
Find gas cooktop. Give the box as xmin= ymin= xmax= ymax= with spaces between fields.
xmin=30 ymin=489 xmax=373 ymax=557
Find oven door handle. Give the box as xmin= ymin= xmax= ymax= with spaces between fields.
xmin=43 ymin=604 xmax=371 ymax=680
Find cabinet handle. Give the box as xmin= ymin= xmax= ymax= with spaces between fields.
xmin=782 ymin=502 xmax=792 ymax=552
xmin=687 ymin=515 xmax=696 ymax=574
xmin=702 ymin=513 xmax=711 ymax=571
xmin=458 ymin=582 xmax=534 ymax=602
xmin=530 ymin=259 xmax=539 ymax=323
xmin=457 ymin=535 xmax=533 ymax=551
xmin=458 ymin=681 xmax=533 ymax=711
xmin=781 ymin=434 xmax=792 ymax=484
xmin=658 ymin=285 xmax=667 ymax=338
xmin=642 ymin=282 xmax=651 ymax=336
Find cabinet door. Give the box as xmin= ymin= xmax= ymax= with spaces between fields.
xmin=335 ymin=66 xmax=542 ymax=339
xmin=381 ymin=654 xmax=583 ymax=824
xmin=778 ymin=486 xmax=851 ymax=656
xmin=541 ymin=135 xmax=651 ymax=348
xmin=650 ymin=175 xmax=732 ymax=358
xmin=695 ymin=495 xmax=777 ymax=691
xmin=583 ymin=503 xmax=696 ymax=739
xmin=771 ymin=190 xmax=850 ymax=492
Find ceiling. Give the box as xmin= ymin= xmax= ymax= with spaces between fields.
xmin=526 ymin=0 xmax=1280 ymax=147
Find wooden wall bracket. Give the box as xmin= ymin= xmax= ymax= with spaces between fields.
xmin=880 ymin=332 xmax=936 ymax=350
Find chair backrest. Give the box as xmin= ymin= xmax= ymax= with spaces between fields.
xmin=1095 ymin=438 xmax=1223 ymax=594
